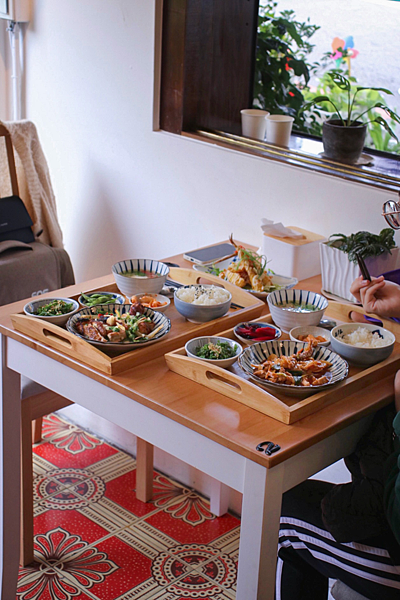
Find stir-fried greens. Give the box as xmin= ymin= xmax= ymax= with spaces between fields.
xmin=196 ymin=341 xmax=238 ymax=360
xmin=34 ymin=300 xmax=74 ymax=316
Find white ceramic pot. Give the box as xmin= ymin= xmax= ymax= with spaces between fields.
xmin=320 ymin=243 xmax=400 ymax=302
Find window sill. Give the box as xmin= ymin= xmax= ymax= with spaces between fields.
xmin=184 ymin=130 xmax=400 ymax=193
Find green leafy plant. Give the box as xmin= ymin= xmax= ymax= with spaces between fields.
xmin=254 ymin=2 xmax=320 ymax=130
xmin=327 ymin=229 xmax=396 ymax=263
xmin=302 ymin=72 xmax=400 ymax=141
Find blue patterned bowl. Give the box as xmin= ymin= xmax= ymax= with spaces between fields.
xmin=267 ymin=289 xmax=328 ymax=332
xmin=112 ymin=259 xmax=170 ymax=296
xmin=185 ymin=336 xmax=243 ymax=368
xmin=238 ymin=339 xmax=348 ymax=397
xmin=66 ymin=304 xmax=171 ymax=352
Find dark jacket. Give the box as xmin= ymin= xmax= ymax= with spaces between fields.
xmin=321 ymin=405 xmax=397 ymax=545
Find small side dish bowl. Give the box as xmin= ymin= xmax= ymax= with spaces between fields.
xmin=24 ymin=297 xmax=80 ymax=327
xmin=185 ymin=336 xmax=243 ymax=368
xmin=112 ymin=259 xmax=170 ymax=296
xmin=234 ymin=322 xmax=281 ymax=345
xmin=238 ymin=339 xmax=348 ymax=398
xmin=267 ymin=289 xmax=328 ymax=332
xmin=330 ymin=323 xmax=395 ymax=366
xmin=78 ymin=291 xmax=126 ymax=307
xmin=130 ymin=293 xmax=170 ymax=313
xmin=174 ymin=285 xmax=232 ymax=323
xmin=289 ymin=326 xmax=331 ymax=347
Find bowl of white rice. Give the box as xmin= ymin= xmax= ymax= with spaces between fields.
xmin=330 ymin=323 xmax=395 ymax=366
xmin=174 ymin=285 xmax=232 ymax=322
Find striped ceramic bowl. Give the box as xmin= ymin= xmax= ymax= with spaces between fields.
xmin=112 ymin=259 xmax=170 ymax=296
xmin=267 ymin=289 xmax=328 ymax=332
xmin=238 ymin=339 xmax=348 ymax=397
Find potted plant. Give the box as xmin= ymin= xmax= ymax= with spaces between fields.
xmin=303 ymin=73 xmax=400 ymax=164
xmin=320 ymin=228 xmax=399 ymax=302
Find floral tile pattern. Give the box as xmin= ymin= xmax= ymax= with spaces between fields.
xmin=17 ymin=414 xmax=240 ymax=600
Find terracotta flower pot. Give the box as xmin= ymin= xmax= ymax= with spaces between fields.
xmin=322 ymin=119 xmax=367 ymax=165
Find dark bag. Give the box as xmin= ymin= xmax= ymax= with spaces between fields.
xmin=0 ymin=195 xmax=34 ymax=243
xmin=0 ymin=124 xmax=34 ymax=244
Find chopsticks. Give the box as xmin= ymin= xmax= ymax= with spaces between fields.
xmin=355 ymin=252 xmax=371 ymax=282
xmin=165 ymin=279 xmax=244 ymax=310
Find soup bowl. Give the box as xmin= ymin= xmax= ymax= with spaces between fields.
xmin=267 ymin=289 xmax=328 ymax=332
xmin=112 ymin=259 xmax=170 ymax=296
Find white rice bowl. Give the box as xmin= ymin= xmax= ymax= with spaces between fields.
xmin=339 ymin=326 xmax=389 ymax=348
xmin=175 ymin=285 xmax=231 ymax=306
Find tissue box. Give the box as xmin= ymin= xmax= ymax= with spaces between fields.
xmin=262 ymin=227 xmax=326 ymax=281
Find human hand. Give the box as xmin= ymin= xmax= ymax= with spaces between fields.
xmin=355 ymin=277 xmax=400 ymax=318
xmin=350 ymin=275 xmax=384 ymax=303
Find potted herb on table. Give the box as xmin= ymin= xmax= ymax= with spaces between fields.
xmin=303 ymin=73 xmax=400 ymax=164
xmin=320 ymin=229 xmax=399 ymax=302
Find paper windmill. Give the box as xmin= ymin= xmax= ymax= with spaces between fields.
xmin=331 ymin=36 xmax=359 ymax=74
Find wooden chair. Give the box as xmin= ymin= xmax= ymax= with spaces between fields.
xmin=20 ymin=379 xmax=72 ymax=566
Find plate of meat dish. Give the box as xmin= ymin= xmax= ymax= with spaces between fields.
xmin=66 ymin=303 xmax=171 ymax=352
xmin=238 ymin=339 xmax=348 ymax=397
xmin=193 ymin=238 xmax=297 ymax=299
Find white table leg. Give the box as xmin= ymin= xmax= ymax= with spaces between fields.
xmin=236 ymin=459 xmax=284 ymax=600
xmin=0 ymin=334 xmax=21 ymax=598
xmin=210 ymin=479 xmax=230 ymax=516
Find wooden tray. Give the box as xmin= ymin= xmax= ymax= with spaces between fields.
xmin=10 ymin=267 xmax=264 ymax=375
xmin=165 ymin=301 xmax=400 ymax=424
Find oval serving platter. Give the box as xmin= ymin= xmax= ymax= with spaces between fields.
xmin=193 ymin=259 xmax=298 ymax=299
xmin=238 ymin=339 xmax=348 ymax=397
xmin=67 ymin=304 xmax=171 ymax=353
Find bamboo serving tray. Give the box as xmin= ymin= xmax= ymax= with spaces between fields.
xmin=165 ymin=301 xmax=400 ymax=424
xmin=10 ymin=267 xmax=264 ymax=375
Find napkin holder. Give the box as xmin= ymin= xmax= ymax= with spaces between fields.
xmin=262 ymin=226 xmax=326 ymax=281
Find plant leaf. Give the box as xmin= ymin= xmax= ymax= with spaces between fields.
xmin=329 ymin=72 xmax=351 ymax=91
xmin=356 ymin=86 xmax=393 ymax=96
xmin=370 ymin=116 xmax=398 ymax=142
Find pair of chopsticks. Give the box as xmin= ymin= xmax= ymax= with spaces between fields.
xmin=166 ymin=279 xmax=243 ymax=310
xmin=355 ymin=252 xmax=371 ymax=282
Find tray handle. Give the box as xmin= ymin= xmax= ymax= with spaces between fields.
xmin=11 ymin=314 xmax=112 ymax=372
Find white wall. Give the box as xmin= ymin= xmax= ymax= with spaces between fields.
xmin=18 ymin=0 xmax=397 ymax=510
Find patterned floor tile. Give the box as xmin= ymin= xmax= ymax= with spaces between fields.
xmin=34 ymin=414 xmax=118 ymax=469
xmin=145 ymin=509 xmax=240 ymax=546
xmin=18 ymin=414 xmax=241 ymax=600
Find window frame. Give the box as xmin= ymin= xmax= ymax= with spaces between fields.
xmin=159 ymin=0 xmax=400 ymax=193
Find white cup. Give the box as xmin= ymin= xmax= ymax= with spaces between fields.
xmin=265 ymin=115 xmax=294 ymax=147
xmin=240 ymin=109 xmax=269 ymax=141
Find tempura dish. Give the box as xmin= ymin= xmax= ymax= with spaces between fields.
xmin=67 ymin=304 xmax=171 ymax=351
xmin=238 ymin=339 xmax=348 ymax=397
xmin=194 ymin=236 xmax=298 ymax=297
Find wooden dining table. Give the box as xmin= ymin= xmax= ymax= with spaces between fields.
xmin=0 ymin=248 xmax=397 ymax=600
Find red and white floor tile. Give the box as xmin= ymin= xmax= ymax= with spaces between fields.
xmin=17 ymin=413 xmax=240 ymax=599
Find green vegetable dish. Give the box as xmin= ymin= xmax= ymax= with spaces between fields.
xmin=34 ymin=300 xmax=73 ymax=316
xmin=196 ymin=341 xmax=238 ymax=360
xmin=80 ymin=292 xmax=118 ymax=307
